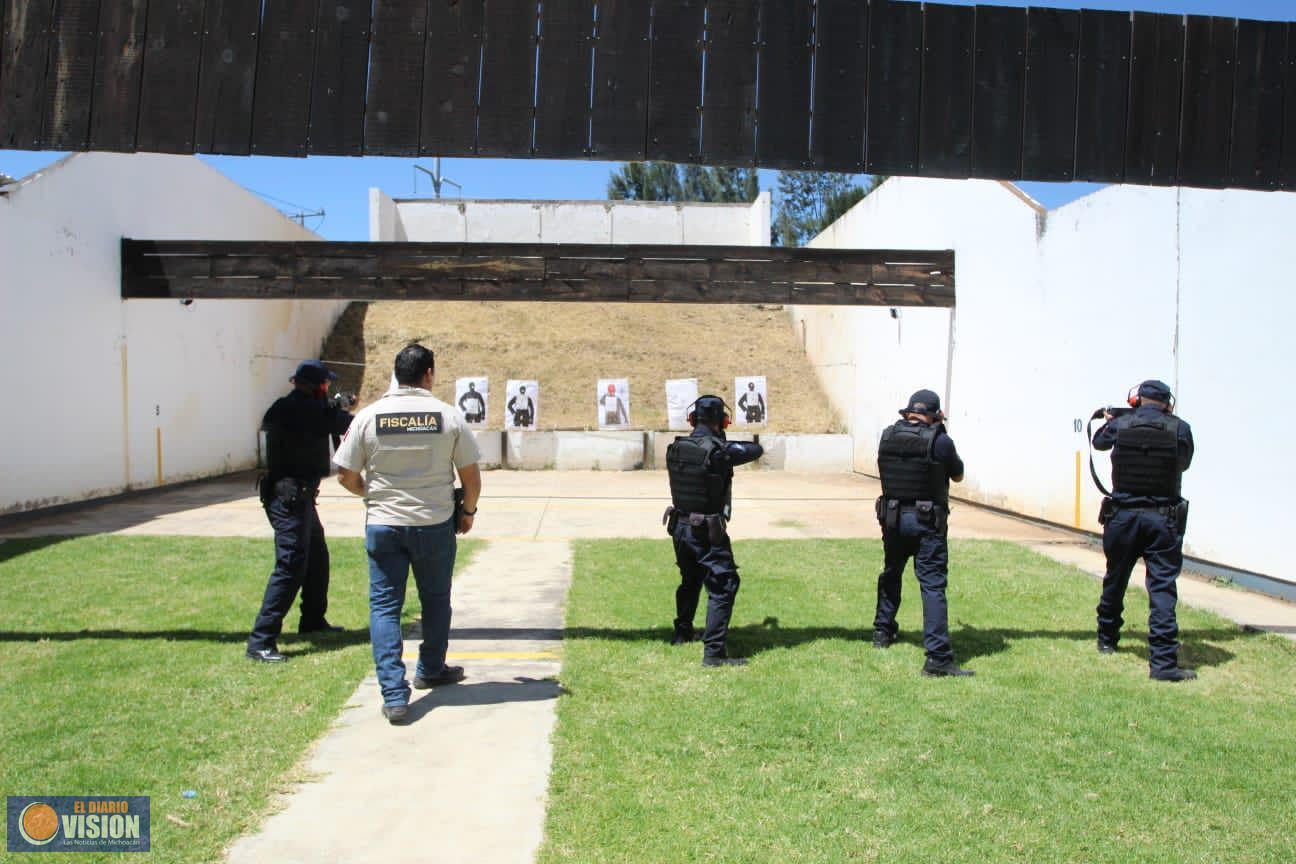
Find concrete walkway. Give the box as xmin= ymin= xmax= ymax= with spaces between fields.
xmin=226 ymin=540 xmax=571 ymax=864
xmin=4 ymin=470 xmax=1295 ymax=864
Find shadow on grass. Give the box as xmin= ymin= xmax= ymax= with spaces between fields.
xmin=0 ymin=535 xmax=79 ymax=560
xmin=0 ymin=628 xmax=371 ymax=656
xmin=952 ymin=621 xmax=1240 ymax=667
xmin=561 ymin=621 xmax=1259 ymax=670
xmin=403 ymin=676 xmax=563 ymax=724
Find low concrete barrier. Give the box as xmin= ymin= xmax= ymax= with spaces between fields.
xmin=554 ymin=431 xmax=645 ymax=470
xmin=479 ymin=431 xmax=854 ymax=471
xmin=503 ymin=431 xmax=557 ymax=470
xmin=756 ymin=434 xmax=853 ymax=472
xmin=472 ymin=430 xmax=504 ymax=469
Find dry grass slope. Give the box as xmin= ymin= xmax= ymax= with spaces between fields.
xmin=322 ymin=301 xmax=842 ymax=433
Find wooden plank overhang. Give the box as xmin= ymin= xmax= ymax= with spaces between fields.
xmin=121 ymin=240 xmax=956 ymax=307
xmin=4 ymin=2 xmax=1293 ymax=191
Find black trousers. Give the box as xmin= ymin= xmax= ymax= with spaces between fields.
xmin=248 ymin=493 xmax=330 ymax=651
xmin=873 ymin=508 xmax=953 ymax=664
xmin=672 ymin=523 xmax=741 ymax=659
xmin=1097 ymin=507 xmax=1183 ymax=674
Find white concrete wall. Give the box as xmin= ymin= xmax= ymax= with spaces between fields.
xmin=375 ymin=191 xmax=772 ymax=246
xmin=0 ymin=153 xmax=345 ymax=515
xmin=795 ymin=177 xmax=1296 ymax=583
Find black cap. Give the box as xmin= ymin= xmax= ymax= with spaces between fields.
xmin=1137 ymin=379 xmax=1172 ymax=402
xmin=900 ymin=389 xmax=942 ymax=419
xmin=692 ymin=395 xmax=728 ymax=426
xmin=293 ymin=359 xmax=337 ymax=385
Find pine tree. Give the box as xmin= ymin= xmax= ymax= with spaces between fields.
xmin=608 ymin=163 xmax=759 ymax=203
xmin=771 ymin=172 xmax=885 ymax=246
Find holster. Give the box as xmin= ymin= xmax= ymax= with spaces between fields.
xmin=1097 ymin=496 xmax=1116 ymax=526
xmin=453 ymin=487 xmax=465 ymax=525
xmin=1172 ymin=499 xmax=1190 ymax=535
xmin=704 ymin=514 xmax=729 ymax=545
xmin=915 ymin=500 xmax=948 ymax=533
xmin=267 ymin=477 xmax=302 ymax=506
xmin=877 ymin=497 xmax=900 ymax=532
xmin=662 ymin=505 xmax=679 ymax=534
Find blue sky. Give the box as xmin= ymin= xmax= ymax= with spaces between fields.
xmin=1 ymin=0 xmax=1287 ymax=240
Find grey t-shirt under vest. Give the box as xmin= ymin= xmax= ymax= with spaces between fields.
xmin=333 ymin=387 xmax=481 ymax=526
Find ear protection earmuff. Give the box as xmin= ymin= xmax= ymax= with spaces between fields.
xmin=686 ymin=399 xmax=732 ymax=429
xmin=1127 ymin=385 xmax=1175 ymax=412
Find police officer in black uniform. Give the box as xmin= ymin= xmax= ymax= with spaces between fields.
xmin=1092 ymin=379 xmax=1196 ymax=682
xmin=665 ymin=396 xmax=763 ymax=667
xmin=872 ymin=390 xmax=972 ymax=677
xmin=246 ymin=360 xmax=355 ymax=663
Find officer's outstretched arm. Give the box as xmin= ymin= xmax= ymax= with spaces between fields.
xmin=725 ymin=441 xmax=764 ymax=467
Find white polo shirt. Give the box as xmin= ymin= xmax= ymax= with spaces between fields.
xmin=333 ymin=387 xmax=481 ymax=526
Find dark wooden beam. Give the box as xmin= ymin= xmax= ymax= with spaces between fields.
xmin=121 ymin=240 xmax=956 ymax=307
xmin=6 ymin=1 xmax=1296 ymax=190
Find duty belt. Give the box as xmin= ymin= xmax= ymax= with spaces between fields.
xmin=876 ymin=498 xmax=948 ymax=532
xmin=662 ymin=506 xmax=729 ymax=544
xmin=662 ymin=506 xmax=717 ymax=527
xmin=1115 ymin=502 xmax=1180 ymax=515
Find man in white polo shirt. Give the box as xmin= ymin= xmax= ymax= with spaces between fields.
xmin=334 ymin=343 xmax=482 ymax=725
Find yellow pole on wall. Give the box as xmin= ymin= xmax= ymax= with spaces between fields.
xmin=120 ymin=344 xmax=131 ymax=487
xmin=1074 ymin=450 xmax=1082 ymax=528
xmin=156 ymin=427 xmax=163 ymax=487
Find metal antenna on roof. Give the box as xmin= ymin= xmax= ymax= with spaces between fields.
xmin=414 ymin=158 xmax=462 ymax=199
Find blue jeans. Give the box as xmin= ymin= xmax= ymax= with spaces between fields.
xmin=365 ymin=519 xmax=457 ymax=707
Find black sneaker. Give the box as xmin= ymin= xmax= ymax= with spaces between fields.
xmin=246 ymin=647 xmax=287 ymax=663
xmin=701 ymin=656 xmax=749 ymax=668
xmin=413 ymin=665 xmax=466 ymax=689
xmin=1150 ymin=667 xmax=1198 ymax=683
xmin=381 ymin=704 xmax=410 ymax=725
xmin=921 ymin=659 xmax=974 ymax=678
xmin=1097 ymin=639 xmax=1117 ymax=655
xmin=872 ymin=630 xmax=896 ymax=649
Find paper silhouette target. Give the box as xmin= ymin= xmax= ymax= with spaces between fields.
xmin=597 ymin=379 xmax=631 ymax=429
xmin=735 ymin=376 xmax=768 ymax=426
xmin=455 ymin=377 xmax=488 ymax=427
xmin=506 ymin=380 xmax=539 ymax=430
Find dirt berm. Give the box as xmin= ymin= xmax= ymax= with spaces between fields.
xmin=322 ymin=300 xmax=841 ymax=433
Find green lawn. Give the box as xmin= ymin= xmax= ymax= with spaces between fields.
xmin=542 ymin=539 xmax=1296 ymax=864
xmin=0 ymin=534 xmax=477 ymax=862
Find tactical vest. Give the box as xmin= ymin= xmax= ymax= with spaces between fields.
xmin=877 ymin=421 xmax=948 ymax=505
xmin=1111 ymin=414 xmax=1182 ymax=498
xmin=666 ymin=434 xmax=731 ymax=515
xmin=264 ymin=402 xmax=332 ymax=483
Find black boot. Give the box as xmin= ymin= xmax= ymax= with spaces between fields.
xmin=1150 ymin=667 xmax=1197 ymax=682
xmin=922 ymin=659 xmax=974 ymax=678
xmin=670 ymin=623 xmax=696 ymax=645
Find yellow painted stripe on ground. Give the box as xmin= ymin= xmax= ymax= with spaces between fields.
xmin=401 ymin=650 xmax=560 ymax=661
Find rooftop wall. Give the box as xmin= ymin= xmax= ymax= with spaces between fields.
xmin=372 ymin=192 xmax=771 ymax=246
xmin=0 ymin=153 xmax=346 ymax=514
